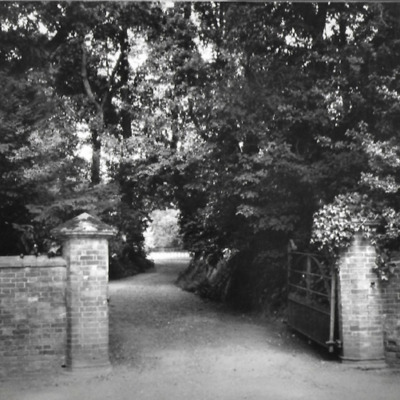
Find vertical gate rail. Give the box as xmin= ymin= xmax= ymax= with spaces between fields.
xmin=287 ymin=247 xmax=338 ymax=352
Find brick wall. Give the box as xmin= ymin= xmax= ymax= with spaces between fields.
xmin=0 ymin=256 xmax=67 ymax=378
xmin=0 ymin=213 xmax=115 ymax=378
xmin=382 ymin=264 xmax=400 ymax=366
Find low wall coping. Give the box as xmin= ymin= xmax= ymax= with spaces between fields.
xmin=0 ymin=255 xmax=66 ymax=269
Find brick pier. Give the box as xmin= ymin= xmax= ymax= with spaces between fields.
xmin=338 ymin=231 xmax=385 ymax=367
xmin=53 ymin=213 xmax=116 ymax=371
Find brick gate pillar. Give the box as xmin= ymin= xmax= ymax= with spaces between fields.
xmin=338 ymin=230 xmax=385 ymax=367
xmin=53 ymin=213 xmax=116 ymax=371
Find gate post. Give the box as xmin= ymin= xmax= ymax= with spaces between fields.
xmin=53 ymin=213 xmax=116 ymax=371
xmin=338 ymin=229 xmax=385 ymax=367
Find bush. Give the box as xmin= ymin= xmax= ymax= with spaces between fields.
xmin=177 ymin=248 xmax=287 ymax=315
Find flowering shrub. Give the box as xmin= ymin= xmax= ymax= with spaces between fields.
xmin=311 ymin=192 xmax=399 ymax=280
xmin=312 ymin=193 xmax=375 ymax=251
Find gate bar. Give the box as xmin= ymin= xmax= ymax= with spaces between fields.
xmin=327 ymin=266 xmax=337 ymax=353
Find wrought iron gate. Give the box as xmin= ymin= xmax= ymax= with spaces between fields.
xmin=287 ymin=246 xmax=339 ymax=352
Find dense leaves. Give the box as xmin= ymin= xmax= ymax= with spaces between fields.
xmin=0 ymin=2 xmax=160 ymax=276
xmin=2 ymin=2 xmax=400 ymax=297
xmin=309 ymin=4 xmax=400 ymax=279
xmin=145 ymin=2 xmax=400 ymax=304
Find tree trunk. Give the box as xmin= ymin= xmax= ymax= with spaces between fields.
xmin=90 ymin=127 xmax=101 ymax=185
xmin=120 ymin=27 xmax=132 ymax=139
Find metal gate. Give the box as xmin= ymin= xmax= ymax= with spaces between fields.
xmin=287 ymin=246 xmax=340 ymax=352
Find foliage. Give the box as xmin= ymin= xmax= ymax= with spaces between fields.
xmin=312 ymin=125 xmax=400 ymax=279
xmin=0 ymin=4 xmax=77 ymax=253
xmin=109 ymin=2 xmax=400 ymax=302
xmin=2 ymin=2 xmax=400 ymax=302
xmin=311 ymin=193 xmax=376 ymax=256
xmin=144 ymin=209 xmax=183 ymax=250
xmin=177 ymin=245 xmax=287 ymax=313
xmin=0 ymin=2 xmax=157 ymax=277
xmin=310 ymin=1 xmax=400 ymax=279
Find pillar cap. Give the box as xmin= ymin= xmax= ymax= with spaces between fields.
xmin=52 ymin=213 xmax=117 ymax=239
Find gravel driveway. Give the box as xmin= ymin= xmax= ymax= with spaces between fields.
xmin=2 ymin=256 xmax=400 ymax=400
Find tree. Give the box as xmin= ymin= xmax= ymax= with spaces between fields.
xmin=44 ymin=2 xmax=164 ymax=185
xmin=0 ymin=2 xmax=85 ymax=253
xmin=144 ymin=209 xmax=182 ymax=250
xmin=0 ymin=2 xmax=160 ymax=275
xmin=312 ymin=3 xmax=400 ymax=277
xmin=2 ymin=2 xmax=400 ymax=300
xmin=128 ymin=2 xmax=400 ymax=309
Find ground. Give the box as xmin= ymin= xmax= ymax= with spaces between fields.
xmin=2 ymin=256 xmax=400 ymax=400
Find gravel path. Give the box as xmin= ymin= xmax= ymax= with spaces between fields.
xmin=2 ymin=257 xmax=400 ymax=400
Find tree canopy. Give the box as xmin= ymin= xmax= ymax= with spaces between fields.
xmin=1 ymin=2 xmax=400 ymax=293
